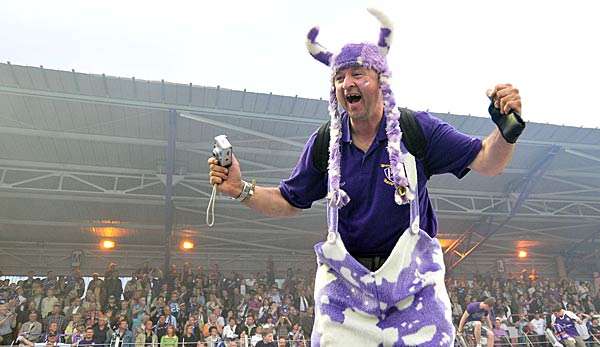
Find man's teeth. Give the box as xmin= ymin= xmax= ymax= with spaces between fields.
xmin=346 ymin=94 xmax=362 ymax=103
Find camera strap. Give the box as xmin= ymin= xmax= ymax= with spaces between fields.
xmin=206 ymin=184 xmax=218 ymax=227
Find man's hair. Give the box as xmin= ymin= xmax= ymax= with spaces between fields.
xmin=209 ymin=326 xmax=217 ymax=333
xmin=483 ymin=297 xmax=496 ymax=307
xmin=553 ymin=305 xmax=564 ymax=313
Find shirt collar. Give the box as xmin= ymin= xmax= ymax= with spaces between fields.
xmin=341 ymin=113 xmax=387 ymax=144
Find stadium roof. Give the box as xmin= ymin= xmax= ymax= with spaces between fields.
xmin=1 ymin=62 xmax=599 ymax=277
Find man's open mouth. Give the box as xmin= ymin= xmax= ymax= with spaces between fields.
xmin=345 ymin=93 xmax=362 ymax=104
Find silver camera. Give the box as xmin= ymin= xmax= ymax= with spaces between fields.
xmin=213 ymin=135 xmax=233 ymax=168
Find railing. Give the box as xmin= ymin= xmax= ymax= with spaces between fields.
xmin=3 ymin=338 xmax=311 ymax=347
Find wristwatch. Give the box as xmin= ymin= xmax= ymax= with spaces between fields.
xmin=235 ymin=179 xmax=255 ymax=202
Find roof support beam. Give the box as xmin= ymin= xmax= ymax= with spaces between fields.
xmin=447 ymin=145 xmax=561 ymax=271
xmin=0 ymin=85 xmax=326 ymax=125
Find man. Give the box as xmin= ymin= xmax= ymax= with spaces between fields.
xmin=250 ymin=327 xmax=263 ymax=347
xmin=77 ymin=327 xmax=96 ymax=346
xmin=255 ymin=331 xmax=276 ymax=347
xmin=64 ymin=298 xmax=82 ymax=320
xmin=92 ymin=315 xmax=112 ymax=345
xmin=457 ymin=298 xmax=496 ymax=347
xmin=162 ymin=306 xmax=177 ymax=331
xmin=41 ymin=272 xmax=57 ymax=292
xmin=87 ymin=273 xmax=103 ymax=304
xmin=293 ymin=289 xmax=311 ymax=315
xmin=16 ymin=311 xmax=43 ymax=346
xmin=0 ymin=304 xmax=17 ymax=344
xmin=110 ymin=319 xmax=134 ymax=347
xmin=44 ymin=304 xmax=66 ymax=334
xmin=552 ymin=306 xmax=586 ymax=347
xmin=134 ymin=320 xmax=157 ymax=347
xmin=235 ymin=315 xmax=256 ymax=339
xmin=34 ymin=332 xmax=67 ymax=347
xmin=40 ymin=289 xmax=59 ymax=319
xmin=530 ymin=313 xmax=547 ymax=345
xmin=205 ymin=326 xmax=222 ymax=347
xmin=222 ymin=317 xmax=238 ymax=341
xmin=104 ymin=272 xmax=123 ymax=305
xmin=589 ymin=317 xmax=600 ymax=346
xmin=153 ymin=315 xmax=168 ymax=340
xmin=208 ymin=9 xmax=522 ymax=347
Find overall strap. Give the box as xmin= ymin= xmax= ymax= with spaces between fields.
xmin=403 ymin=142 xmax=420 ymax=234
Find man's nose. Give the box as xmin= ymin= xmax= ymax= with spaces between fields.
xmin=341 ymin=73 xmax=355 ymax=89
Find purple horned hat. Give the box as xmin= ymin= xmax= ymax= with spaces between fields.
xmin=305 ymin=8 xmax=414 ymax=209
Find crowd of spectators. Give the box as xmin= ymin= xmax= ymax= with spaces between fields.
xmin=447 ymin=271 xmax=600 ymax=345
xmin=0 ymin=262 xmax=314 ymax=347
xmin=4 ymin=263 xmax=600 ymax=347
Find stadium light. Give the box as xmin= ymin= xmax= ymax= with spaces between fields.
xmin=100 ymin=239 xmax=116 ymax=250
xmin=517 ymin=250 xmax=528 ymax=258
xmin=181 ymin=240 xmax=195 ymax=250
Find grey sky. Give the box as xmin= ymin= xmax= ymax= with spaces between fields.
xmin=1 ymin=0 xmax=598 ymax=127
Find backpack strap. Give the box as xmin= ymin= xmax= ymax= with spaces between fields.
xmin=312 ymin=108 xmax=428 ymax=174
xmin=312 ymin=120 xmax=331 ymax=173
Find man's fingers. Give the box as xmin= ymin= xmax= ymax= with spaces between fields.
xmin=209 ymin=176 xmax=223 ymax=185
xmin=489 ymin=83 xmax=514 ymax=100
xmin=495 ymin=86 xmax=518 ymax=99
xmin=209 ymin=164 xmax=229 ymax=174
xmin=207 ymin=157 xmax=218 ymax=165
xmin=210 ymin=171 xmax=229 ymax=180
xmin=503 ymin=98 xmax=522 ymax=115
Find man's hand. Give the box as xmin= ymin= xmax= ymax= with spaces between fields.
xmin=487 ymin=83 xmax=522 ymax=115
xmin=208 ymin=154 xmax=243 ymax=198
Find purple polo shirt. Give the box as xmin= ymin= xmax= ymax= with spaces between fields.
xmin=279 ymin=111 xmax=482 ymax=257
xmin=466 ymin=302 xmax=489 ymax=322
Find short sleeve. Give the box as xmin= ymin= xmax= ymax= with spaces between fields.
xmin=278 ymin=132 xmax=328 ymax=209
xmin=416 ymin=112 xmax=483 ymax=179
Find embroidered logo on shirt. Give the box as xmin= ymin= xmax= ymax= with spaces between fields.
xmin=380 ymin=163 xmax=394 ymax=187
